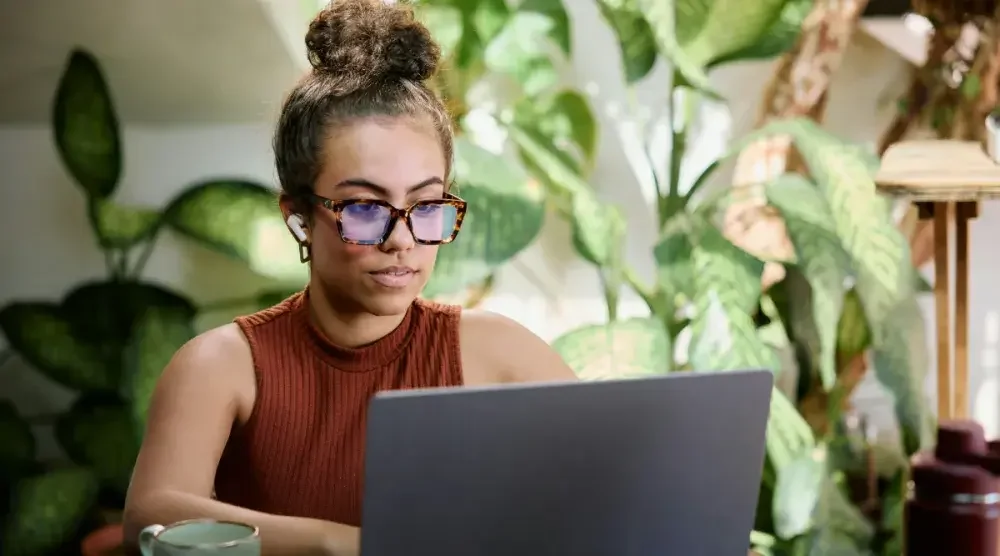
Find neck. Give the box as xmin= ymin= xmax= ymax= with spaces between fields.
xmin=306 ymin=282 xmax=408 ymax=348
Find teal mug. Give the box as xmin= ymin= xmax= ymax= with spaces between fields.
xmin=139 ymin=519 xmax=260 ymax=555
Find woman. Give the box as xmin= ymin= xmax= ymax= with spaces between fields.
xmin=122 ymin=1 xmax=576 ymax=554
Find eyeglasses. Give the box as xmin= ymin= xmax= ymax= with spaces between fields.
xmin=308 ymin=192 xmax=467 ymax=245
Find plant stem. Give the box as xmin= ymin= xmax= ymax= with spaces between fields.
xmin=130 ymin=229 xmax=161 ymax=279
xmin=115 ymin=249 xmax=129 ymax=278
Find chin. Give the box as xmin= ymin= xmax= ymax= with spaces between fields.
xmin=361 ymin=291 xmax=419 ymax=317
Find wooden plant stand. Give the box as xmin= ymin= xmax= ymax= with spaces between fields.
xmin=876 ymin=140 xmax=1000 ymax=421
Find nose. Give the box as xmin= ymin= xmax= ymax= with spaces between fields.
xmin=380 ymin=215 xmax=415 ymax=252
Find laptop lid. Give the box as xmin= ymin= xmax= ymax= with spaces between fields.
xmin=361 ymin=369 xmax=773 ymax=556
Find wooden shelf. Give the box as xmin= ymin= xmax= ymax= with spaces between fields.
xmin=876 ymin=140 xmax=1000 ymax=201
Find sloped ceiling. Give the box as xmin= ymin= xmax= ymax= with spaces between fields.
xmin=0 ymin=0 xmax=310 ymax=124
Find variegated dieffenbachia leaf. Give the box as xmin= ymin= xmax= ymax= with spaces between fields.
xmin=766 ymin=174 xmax=852 ymax=390
xmin=803 ymin=476 xmax=876 ymax=555
xmin=688 ymin=225 xmax=776 ymax=372
xmin=753 ymin=118 xmax=931 ymax=454
xmin=552 ymin=318 xmax=671 ymax=380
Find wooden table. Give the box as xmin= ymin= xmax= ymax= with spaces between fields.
xmin=876 ymin=140 xmax=1000 ymax=421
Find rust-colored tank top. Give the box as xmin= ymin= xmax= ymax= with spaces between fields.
xmin=213 ymin=291 xmax=463 ymax=526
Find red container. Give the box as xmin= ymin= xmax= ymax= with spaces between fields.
xmin=905 ymin=420 xmax=1000 ymax=556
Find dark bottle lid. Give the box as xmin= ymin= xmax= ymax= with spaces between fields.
xmin=936 ymin=420 xmax=989 ymax=462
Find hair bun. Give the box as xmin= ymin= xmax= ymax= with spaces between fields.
xmin=305 ymin=0 xmax=441 ymax=90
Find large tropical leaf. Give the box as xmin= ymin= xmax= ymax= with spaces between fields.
xmin=552 ymin=318 xmax=671 ymax=380
xmin=515 ymin=90 xmax=599 ymax=169
xmin=634 ymin=0 xmax=715 ymax=94
xmin=2 ymin=467 xmax=100 ymax=556
xmin=671 ymin=0 xmax=790 ymax=68
xmin=0 ymin=281 xmax=195 ymax=392
xmin=759 ymin=118 xmax=930 ymax=453
xmin=508 ymin=124 xmax=592 ymax=199
xmin=772 ymin=447 xmax=826 ymax=539
xmin=123 ymin=305 xmax=197 ymax=432
xmin=87 ymin=198 xmax=161 ymax=250
xmin=483 ymin=10 xmax=559 ymax=95
xmin=424 ymin=138 xmax=545 ymax=296
xmin=52 ymin=49 xmax=121 ymax=199
xmin=55 ymin=394 xmax=139 ymax=497
xmin=712 ymin=0 xmax=814 ymax=65
xmin=766 ymin=174 xmax=852 ymax=390
xmin=802 ymin=476 xmax=876 ymax=554
xmin=162 ymin=180 xmax=305 ymax=284
xmin=595 ymin=0 xmax=659 ymax=84
xmin=687 ymin=225 xmax=777 ymax=371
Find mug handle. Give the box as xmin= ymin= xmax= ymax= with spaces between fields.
xmin=139 ymin=524 xmax=166 ymax=556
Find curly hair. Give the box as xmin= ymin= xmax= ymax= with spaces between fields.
xmin=274 ymin=0 xmax=453 ymax=214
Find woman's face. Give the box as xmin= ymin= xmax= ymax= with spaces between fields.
xmin=299 ymin=117 xmax=448 ymax=317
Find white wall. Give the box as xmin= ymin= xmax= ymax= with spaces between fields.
xmin=2 ymin=4 xmax=999 ymax=461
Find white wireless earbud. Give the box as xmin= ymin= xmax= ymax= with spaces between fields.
xmin=286 ymin=214 xmax=308 ymax=242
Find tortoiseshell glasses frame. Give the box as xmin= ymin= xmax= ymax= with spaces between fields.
xmin=307 ymin=192 xmax=468 ymax=246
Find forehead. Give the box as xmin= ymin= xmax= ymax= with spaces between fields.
xmin=315 ymin=117 xmax=446 ymax=196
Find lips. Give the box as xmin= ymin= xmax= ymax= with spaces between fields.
xmin=368 ymin=266 xmax=417 ymax=289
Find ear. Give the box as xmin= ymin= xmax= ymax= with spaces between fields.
xmin=279 ymin=194 xmax=310 ymax=243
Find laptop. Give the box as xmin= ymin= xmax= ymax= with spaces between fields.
xmin=360 ymin=369 xmax=773 ymax=556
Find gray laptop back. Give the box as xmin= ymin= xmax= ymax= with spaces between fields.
xmin=361 ymin=369 xmax=773 ymax=556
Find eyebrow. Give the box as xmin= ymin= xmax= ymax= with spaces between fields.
xmin=335 ymin=177 xmax=445 ymax=196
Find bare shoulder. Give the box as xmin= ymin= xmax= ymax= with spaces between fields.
xmin=459 ymin=309 xmax=576 ymax=384
xmin=155 ymin=323 xmax=256 ymax=422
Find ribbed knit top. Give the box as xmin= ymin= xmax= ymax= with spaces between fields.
xmin=213 ymin=290 xmax=464 ymax=526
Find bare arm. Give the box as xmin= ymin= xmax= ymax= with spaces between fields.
xmin=123 ymin=324 xmax=359 ymax=556
xmin=460 ymin=310 xmax=578 ymax=384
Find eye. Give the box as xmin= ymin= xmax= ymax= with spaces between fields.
xmin=413 ymin=203 xmax=439 ymax=214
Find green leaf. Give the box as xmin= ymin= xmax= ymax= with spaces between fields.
xmin=635 ymin=0 xmax=717 ymax=96
xmin=672 ymin=0 xmax=790 ymax=69
xmin=526 ymin=90 xmax=599 ymax=167
xmin=416 ymin=4 xmax=464 ymax=61
xmin=761 ymin=118 xmax=930 ymax=452
xmin=518 ymin=0 xmax=572 ymax=55
xmin=766 ymin=389 xmax=816 ymax=472
xmin=0 ymin=281 xmax=195 ymax=392
xmin=508 ymin=124 xmax=591 ymax=198
xmin=424 ymin=139 xmax=545 ymax=296
xmin=52 ymin=49 xmax=121 ymax=199
xmin=595 ymin=0 xmax=659 ymax=84
xmin=2 ymin=467 xmax=100 ymax=556
xmin=88 ymin=198 xmax=161 ymax=249
xmin=803 ymin=476 xmax=875 ymax=554
xmin=871 ymin=299 xmax=933 ymax=455
xmin=55 ymin=394 xmax=139 ymax=496
xmin=773 ymin=448 xmax=825 ymax=539
xmin=770 ymin=269 xmax=823 ymax=398
xmin=569 ymin=191 xmax=625 ymax=266
xmin=162 ymin=180 xmax=306 ymax=285
xmin=484 ymin=10 xmax=559 ymax=95
xmin=123 ymin=305 xmax=197 ymax=432
xmin=712 ymin=0 xmax=813 ymax=65
xmin=687 ymin=225 xmax=777 ymax=371
xmin=766 ymin=175 xmax=851 ymax=390
xmin=0 ymin=302 xmax=115 ymax=391
xmin=552 ymin=318 xmax=671 ymax=380
xmin=0 ymin=401 xmax=35 ymax=479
